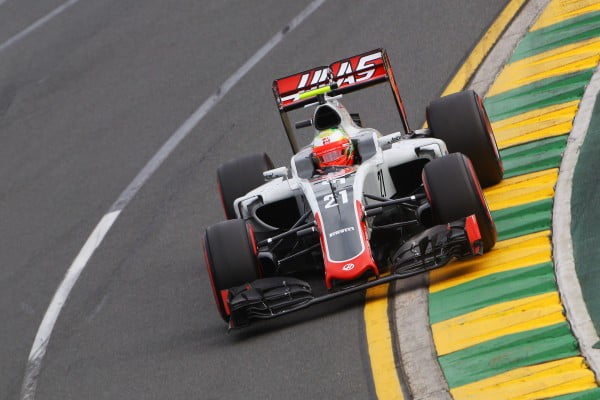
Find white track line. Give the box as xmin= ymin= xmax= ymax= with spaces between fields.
xmin=0 ymin=0 xmax=82 ymax=54
xmin=19 ymin=1 xmax=326 ymax=399
xmin=19 ymin=211 xmax=120 ymax=399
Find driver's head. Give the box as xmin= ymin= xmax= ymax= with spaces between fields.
xmin=312 ymin=127 xmax=354 ymax=168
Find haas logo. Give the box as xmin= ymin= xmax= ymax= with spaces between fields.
xmin=279 ymin=51 xmax=384 ymax=105
xmin=342 ymin=263 xmax=355 ymax=271
xmin=295 ymin=67 xmax=330 ymax=90
xmin=294 ymin=51 xmax=383 ymax=91
xmin=331 ymin=51 xmax=382 ymax=87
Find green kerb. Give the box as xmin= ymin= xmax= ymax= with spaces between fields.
xmin=551 ymin=388 xmax=600 ymax=400
xmin=492 ymin=198 xmax=553 ymax=241
xmin=500 ymin=135 xmax=567 ymax=179
xmin=430 ymin=262 xmax=555 ymax=324
xmin=439 ymin=323 xmax=579 ymax=388
xmin=510 ymin=10 xmax=600 ymax=62
xmin=484 ymin=69 xmax=593 ymax=122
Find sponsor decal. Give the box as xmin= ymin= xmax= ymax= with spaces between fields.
xmin=330 ymin=51 xmax=382 ymax=87
xmin=329 ymin=226 xmax=355 ymax=238
xmin=278 ymin=50 xmax=385 ymax=106
xmin=324 ymin=189 xmax=349 ymax=209
xmin=298 ymin=67 xmax=330 ymax=89
xmin=342 ymin=263 xmax=355 ymax=271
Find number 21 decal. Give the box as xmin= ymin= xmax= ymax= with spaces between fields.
xmin=324 ymin=190 xmax=348 ymax=208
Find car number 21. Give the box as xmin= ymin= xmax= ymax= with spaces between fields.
xmin=324 ymin=190 xmax=348 ymax=208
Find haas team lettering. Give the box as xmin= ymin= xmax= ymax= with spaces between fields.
xmin=280 ymin=51 xmax=383 ymax=106
xmin=296 ymin=67 xmax=330 ymax=91
xmin=331 ymin=51 xmax=382 ymax=87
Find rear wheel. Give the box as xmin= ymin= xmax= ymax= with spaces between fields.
xmin=426 ymin=90 xmax=503 ymax=187
xmin=203 ymin=219 xmax=260 ymax=321
xmin=217 ymin=153 xmax=274 ymax=219
xmin=422 ymin=153 xmax=497 ymax=252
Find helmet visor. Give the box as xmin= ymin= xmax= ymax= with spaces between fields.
xmin=314 ymin=141 xmax=352 ymax=166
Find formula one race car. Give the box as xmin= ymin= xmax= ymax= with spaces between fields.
xmin=203 ymin=48 xmax=503 ymax=328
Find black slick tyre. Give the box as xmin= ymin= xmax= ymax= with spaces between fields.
xmin=426 ymin=90 xmax=503 ymax=187
xmin=217 ymin=153 xmax=274 ymax=219
xmin=203 ymin=219 xmax=260 ymax=321
xmin=422 ymin=153 xmax=497 ymax=252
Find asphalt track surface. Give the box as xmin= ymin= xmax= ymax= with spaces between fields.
xmin=0 ymin=1 xmax=509 ymax=399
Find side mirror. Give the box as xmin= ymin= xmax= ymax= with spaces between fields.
xmin=263 ymin=166 xmax=289 ymax=181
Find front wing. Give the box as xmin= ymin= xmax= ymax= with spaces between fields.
xmin=225 ymin=215 xmax=482 ymax=329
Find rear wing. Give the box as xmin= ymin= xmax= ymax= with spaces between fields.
xmin=273 ymin=48 xmax=410 ymax=153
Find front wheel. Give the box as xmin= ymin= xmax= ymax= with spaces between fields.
xmin=203 ymin=219 xmax=260 ymax=321
xmin=422 ymin=153 xmax=497 ymax=252
xmin=426 ymin=90 xmax=503 ymax=187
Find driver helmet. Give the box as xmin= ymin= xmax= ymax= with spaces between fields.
xmin=312 ymin=127 xmax=354 ymax=168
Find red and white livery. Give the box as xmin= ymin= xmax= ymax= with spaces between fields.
xmin=203 ymin=49 xmax=503 ymax=328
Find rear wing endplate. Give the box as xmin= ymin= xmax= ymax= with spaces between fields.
xmin=272 ymin=48 xmax=410 ymax=153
